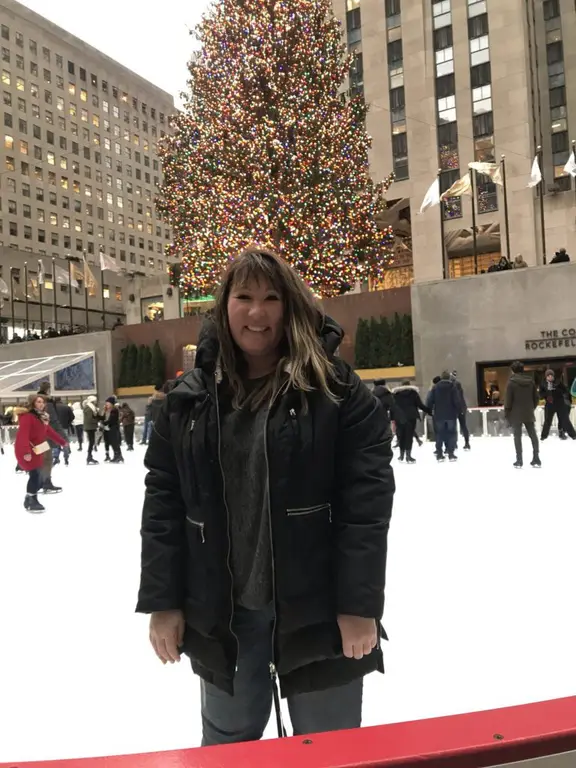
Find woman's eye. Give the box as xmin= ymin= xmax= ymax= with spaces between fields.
xmin=266 ymin=294 xmax=280 ymax=301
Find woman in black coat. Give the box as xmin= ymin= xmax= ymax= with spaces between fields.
xmin=539 ymin=369 xmax=576 ymax=440
xmin=137 ymin=248 xmax=394 ymax=745
xmin=392 ymin=381 xmax=431 ymax=463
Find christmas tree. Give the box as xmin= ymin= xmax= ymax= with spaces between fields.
xmin=157 ymin=0 xmax=395 ymax=298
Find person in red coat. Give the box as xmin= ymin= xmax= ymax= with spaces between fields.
xmin=15 ymin=394 xmax=68 ymax=513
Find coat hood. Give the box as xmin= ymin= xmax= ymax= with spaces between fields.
xmin=393 ymin=384 xmax=419 ymax=394
xmin=510 ymin=373 xmax=534 ymax=388
xmin=72 ymin=401 xmax=81 ymax=410
xmin=193 ymin=312 xmax=344 ymax=376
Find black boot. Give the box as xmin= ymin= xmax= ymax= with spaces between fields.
xmin=448 ymin=453 xmax=458 ymax=462
xmin=531 ymin=457 xmax=542 ymax=468
xmin=87 ymin=455 xmax=99 ymax=465
xmin=104 ymin=453 xmax=111 ymax=462
xmin=435 ymin=451 xmax=445 ymax=462
xmin=513 ymin=460 xmax=523 ymax=469
xmin=110 ymin=453 xmax=124 ymax=464
xmin=43 ymin=479 xmax=62 ymax=494
xmin=406 ymin=453 xmax=416 ymax=464
xmin=398 ymin=451 xmax=405 ymax=462
xmin=25 ymin=494 xmax=46 ymax=512
xmin=464 ymin=441 xmax=471 ymax=450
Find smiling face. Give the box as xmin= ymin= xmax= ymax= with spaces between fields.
xmin=34 ymin=396 xmax=45 ymax=411
xmin=227 ymin=276 xmax=284 ymax=374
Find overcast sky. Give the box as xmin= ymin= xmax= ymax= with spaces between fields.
xmin=19 ymin=0 xmax=213 ymax=104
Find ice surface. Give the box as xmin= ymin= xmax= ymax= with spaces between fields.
xmin=1 ymin=435 xmax=575 ymax=763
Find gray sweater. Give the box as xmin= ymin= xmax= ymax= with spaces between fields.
xmin=220 ymin=401 xmax=272 ymax=610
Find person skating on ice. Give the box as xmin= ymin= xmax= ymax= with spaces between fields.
xmin=137 ymin=247 xmax=394 ymax=745
xmin=426 ymin=371 xmax=461 ymax=462
xmin=37 ymin=382 xmax=66 ymax=493
xmin=120 ymin=402 xmax=136 ymax=451
xmin=53 ymin=397 xmax=74 ymax=466
xmin=392 ymin=380 xmax=431 ymax=463
xmin=72 ymin=401 xmax=84 ymax=451
xmin=14 ymin=394 xmax=68 ymax=513
xmin=504 ymin=361 xmax=541 ymax=469
xmin=539 ymin=369 xmax=576 ymax=441
xmin=83 ymin=395 xmax=100 ymax=465
xmin=450 ymin=371 xmax=471 ymax=450
xmin=102 ymin=397 xmax=124 ymax=463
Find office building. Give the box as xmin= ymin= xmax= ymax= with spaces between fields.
xmin=0 ymin=0 xmax=175 ymax=285
xmin=334 ymin=0 xmax=576 ymax=282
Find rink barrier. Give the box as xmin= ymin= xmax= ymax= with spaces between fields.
xmin=2 ymin=696 xmax=575 ymax=768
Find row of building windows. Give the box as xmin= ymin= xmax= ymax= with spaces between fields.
xmin=0 ymin=220 xmax=166 ymax=260
xmin=0 ymin=22 xmax=168 ymax=122
xmin=542 ymin=1 xmax=571 ymax=191
xmin=386 ymin=0 xmax=408 ymax=180
xmin=2 ymin=248 xmax=164 ymax=279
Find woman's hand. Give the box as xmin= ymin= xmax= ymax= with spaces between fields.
xmin=150 ymin=609 xmax=185 ymax=664
xmin=23 ymin=453 xmax=32 ymax=462
xmin=337 ymin=615 xmax=377 ymax=660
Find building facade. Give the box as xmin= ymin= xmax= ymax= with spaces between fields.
xmin=0 ymin=0 xmax=175 ymax=292
xmin=333 ymin=0 xmax=576 ymax=282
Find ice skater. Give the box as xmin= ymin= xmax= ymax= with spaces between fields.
xmin=450 ymin=371 xmax=471 ymax=450
xmin=504 ymin=361 xmax=541 ymax=469
xmin=102 ymin=397 xmax=124 ymax=463
xmin=72 ymin=401 xmax=84 ymax=451
xmin=426 ymin=371 xmax=461 ymax=462
xmin=14 ymin=394 xmax=68 ymax=513
xmin=83 ymin=395 xmax=100 ymax=465
xmin=539 ymin=369 xmax=576 ymax=441
xmin=392 ymin=380 xmax=431 ymax=463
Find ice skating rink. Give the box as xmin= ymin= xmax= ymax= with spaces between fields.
xmin=1 ymin=436 xmax=575 ymax=764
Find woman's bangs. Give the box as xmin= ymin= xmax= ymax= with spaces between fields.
xmin=230 ymin=251 xmax=285 ymax=295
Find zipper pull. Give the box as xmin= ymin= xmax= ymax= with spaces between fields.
xmin=289 ymin=408 xmax=296 ymax=419
xmin=190 ymin=419 xmax=195 ymax=432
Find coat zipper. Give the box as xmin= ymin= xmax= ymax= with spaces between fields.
xmin=214 ymin=374 xmax=239 ymax=673
xmin=185 ymin=517 xmax=205 ymax=543
xmin=265 ymin=390 xmax=287 ymax=737
xmin=286 ymin=503 xmax=332 ymax=521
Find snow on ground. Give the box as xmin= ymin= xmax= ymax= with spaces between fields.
xmin=0 ymin=435 xmax=575 ymax=763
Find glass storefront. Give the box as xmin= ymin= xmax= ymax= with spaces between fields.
xmin=141 ymin=295 xmax=164 ymax=322
xmin=477 ymin=357 xmax=576 ymax=406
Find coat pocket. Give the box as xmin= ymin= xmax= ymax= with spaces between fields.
xmin=286 ymin=503 xmax=332 ymax=521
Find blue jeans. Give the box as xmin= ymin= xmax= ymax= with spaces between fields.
xmin=200 ymin=604 xmax=363 ymax=746
xmin=52 ymin=443 xmax=71 ymax=463
xmin=435 ymin=419 xmax=457 ymax=456
xmin=141 ymin=420 xmax=152 ymax=443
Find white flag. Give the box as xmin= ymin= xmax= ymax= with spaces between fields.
xmin=54 ymin=264 xmax=78 ymax=288
xmin=100 ymin=251 xmax=120 ymax=273
xmin=468 ymin=161 xmax=503 ymax=186
xmin=563 ymin=151 xmax=576 ymax=177
xmin=527 ymin=156 xmax=542 ymax=188
xmin=419 ymin=178 xmax=441 ymax=214
xmin=37 ymin=259 xmax=45 ymax=286
xmin=0 ymin=277 xmax=8 ymax=295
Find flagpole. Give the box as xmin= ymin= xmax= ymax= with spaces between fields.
xmin=24 ymin=262 xmax=29 ymax=336
xmin=67 ymin=255 xmax=74 ymax=330
xmin=500 ymin=155 xmax=511 ymax=262
xmin=99 ymin=247 xmax=107 ymax=330
xmin=10 ymin=267 xmax=15 ymax=337
xmin=537 ymin=145 xmax=547 ymax=265
xmin=38 ymin=262 xmax=44 ymax=338
xmin=52 ymin=258 xmax=58 ymax=331
xmin=438 ymin=169 xmax=447 ymax=279
xmin=83 ymin=250 xmax=89 ymax=332
xmin=470 ymin=170 xmax=478 ymax=274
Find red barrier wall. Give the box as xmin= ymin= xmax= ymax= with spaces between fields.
xmin=2 ymin=696 xmax=575 ymax=768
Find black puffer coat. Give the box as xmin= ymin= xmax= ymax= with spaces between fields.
xmin=137 ymin=317 xmax=394 ymax=698
xmin=505 ymin=373 xmax=539 ymax=425
xmin=392 ymin=385 xmax=431 ymax=421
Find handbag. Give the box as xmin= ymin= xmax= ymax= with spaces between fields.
xmin=32 ymin=441 xmax=50 ymax=455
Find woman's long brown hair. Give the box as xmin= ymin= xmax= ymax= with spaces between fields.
xmin=213 ymin=247 xmax=339 ymax=409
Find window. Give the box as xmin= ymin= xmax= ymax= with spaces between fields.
xmin=551 ymin=130 xmax=569 ymax=154
xmin=385 ymin=0 xmax=401 ymax=28
xmin=388 ymin=39 xmax=403 ymax=70
xmin=81 ymin=107 xmax=88 ymax=122
xmin=24 ymin=225 xmax=32 ymax=240
xmin=2 ymin=69 xmax=10 ymax=86
xmin=79 ymin=66 xmax=86 ymax=81
xmin=472 ymin=110 xmax=493 ymax=137
xmin=543 ymin=0 xmax=560 ymax=20
xmin=16 ymin=54 xmax=24 ymax=70
xmin=471 ymin=61 xmax=491 ymax=88
xmin=80 ymin=88 xmax=87 ymax=102
xmin=4 ymin=133 xmax=13 ymax=149
xmin=36 ymin=207 xmax=45 ymax=222
xmin=436 ymin=73 xmax=455 ymax=98
xmin=549 ymin=86 xmax=566 ymax=108
xmin=68 ymin=60 xmax=75 ymax=75
xmin=18 ymin=117 xmax=27 ymax=133
xmin=34 ymin=144 xmax=42 ymax=159
xmin=432 ymin=0 xmax=451 ymax=28
xmin=468 ymin=13 xmax=489 ymax=38
xmin=92 ymin=114 xmax=100 ymax=127
xmin=113 ymin=105 xmax=119 ymax=118
xmin=57 ymin=96 xmax=64 ymax=111
xmin=22 ymin=182 xmax=30 ymax=197
xmin=8 ymin=199 xmax=17 ymax=214
xmin=470 ymin=35 xmax=490 ymax=65
xmin=9 ymin=222 xmax=17 ymax=237
xmin=46 ymin=150 xmax=55 ymax=165
xmin=3 ymin=90 xmax=10 ymax=106
xmin=15 ymin=31 xmax=23 ymax=47
xmin=472 ymin=84 xmax=492 ymax=114
xmin=1 ymin=25 xmax=9 ymax=41
xmin=546 ymin=40 xmax=563 ymax=65
xmin=3 ymin=111 xmax=11 ymax=128
xmin=16 ymin=76 xmax=24 ymax=91
xmin=19 ymin=138 xmax=28 ymax=154
xmin=438 ymin=94 xmax=456 ymax=123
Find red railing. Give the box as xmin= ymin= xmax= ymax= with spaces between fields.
xmin=2 ymin=696 xmax=575 ymax=768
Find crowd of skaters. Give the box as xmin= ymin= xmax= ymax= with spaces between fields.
xmin=374 ymin=365 xmax=575 ymax=468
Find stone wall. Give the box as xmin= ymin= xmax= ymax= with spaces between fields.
xmin=411 ymin=263 xmax=576 ymax=405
